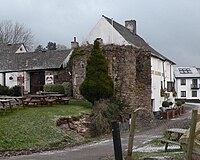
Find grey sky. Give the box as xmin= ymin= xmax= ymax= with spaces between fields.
xmin=0 ymin=0 xmax=200 ymax=67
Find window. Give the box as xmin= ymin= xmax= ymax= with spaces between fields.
xmin=178 ymin=68 xmax=192 ymax=74
xmin=192 ymin=91 xmax=197 ymax=97
xmin=181 ymin=79 xmax=186 ymax=85
xmin=181 ymin=91 xmax=186 ymax=97
xmin=192 ymin=79 xmax=197 ymax=85
xmin=191 ymin=79 xmax=199 ymax=88
xmin=167 ymin=81 xmax=174 ymax=92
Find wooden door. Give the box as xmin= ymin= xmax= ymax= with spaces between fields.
xmin=30 ymin=71 xmax=45 ymax=94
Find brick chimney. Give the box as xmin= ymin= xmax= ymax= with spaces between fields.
xmin=125 ymin=20 xmax=136 ymax=34
xmin=71 ymin=37 xmax=79 ymax=49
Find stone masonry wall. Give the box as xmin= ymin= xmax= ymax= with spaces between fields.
xmin=103 ymin=45 xmax=136 ymax=110
xmin=135 ymin=49 xmax=152 ymax=120
xmin=72 ymin=45 xmax=151 ymax=113
xmin=72 ymin=49 xmax=88 ymax=99
xmin=45 ymin=65 xmax=72 ymax=84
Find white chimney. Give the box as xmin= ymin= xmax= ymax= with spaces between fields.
xmin=125 ymin=20 xmax=136 ymax=34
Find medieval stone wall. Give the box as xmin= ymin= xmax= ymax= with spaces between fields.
xmin=72 ymin=51 xmax=88 ymax=99
xmin=103 ymin=45 xmax=136 ymax=110
xmin=135 ymin=49 xmax=151 ymax=112
xmin=72 ymin=45 xmax=151 ymax=112
xmin=134 ymin=50 xmax=152 ymax=122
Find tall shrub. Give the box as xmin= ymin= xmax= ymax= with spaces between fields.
xmin=62 ymin=82 xmax=72 ymax=97
xmin=79 ymin=40 xmax=114 ymax=104
xmin=43 ymin=84 xmax=64 ymax=94
xmin=0 ymin=84 xmax=9 ymax=95
xmin=89 ymin=98 xmax=126 ymax=136
xmin=176 ymin=100 xmax=182 ymax=106
xmin=9 ymin=85 xmax=21 ymax=96
xmin=162 ymin=101 xmax=169 ymax=108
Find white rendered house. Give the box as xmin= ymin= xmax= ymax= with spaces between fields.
xmin=0 ymin=43 xmax=28 ymax=89
xmin=84 ymin=15 xmax=176 ymax=111
xmin=174 ymin=66 xmax=200 ymax=101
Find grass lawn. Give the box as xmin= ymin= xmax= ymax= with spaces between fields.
xmin=0 ymin=100 xmax=92 ymax=151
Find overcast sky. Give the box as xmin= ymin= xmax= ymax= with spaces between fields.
xmin=0 ymin=0 xmax=200 ymax=67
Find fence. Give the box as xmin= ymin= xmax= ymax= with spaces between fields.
xmin=120 ymin=103 xmax=200 ymax=160
xmin=185 ymin=109 xmax=200 ymax=160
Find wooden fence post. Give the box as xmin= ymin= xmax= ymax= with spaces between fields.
xmin=112 ymin=121 xmax=123 ymax=160
xmin=126 ymin=112 xmax=137 ymax=160
xmin=186 ymin=109 xmax=198 ymax=160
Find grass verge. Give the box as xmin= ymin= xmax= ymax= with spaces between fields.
xmin=132 ymin=150 xmax=184 ymax=160
xmin=0 ymin=100 xmax=92 ymax=151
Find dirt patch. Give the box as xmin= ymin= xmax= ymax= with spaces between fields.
xmin=56 ymin=114 xmax=91 ymax=137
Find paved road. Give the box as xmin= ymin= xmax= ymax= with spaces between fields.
xmin=1 ymin=103 xmax=199 ymax=160
xmin=1 ymin=139 xmax=117 ymax=160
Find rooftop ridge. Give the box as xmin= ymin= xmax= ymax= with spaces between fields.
xmin=102 ymin=15 xmax=175 ymax=64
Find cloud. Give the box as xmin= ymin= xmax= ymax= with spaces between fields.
xmin=0 ymin=0 xmax=200 ymax=66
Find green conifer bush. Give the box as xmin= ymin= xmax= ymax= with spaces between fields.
xmin=79 ymin=40 xmax=114 ymax=104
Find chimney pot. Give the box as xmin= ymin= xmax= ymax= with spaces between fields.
xmin=71 ymin=37 xmax=79 ymax=49
xmin=74 ymin=37 xmax=76 ymax=42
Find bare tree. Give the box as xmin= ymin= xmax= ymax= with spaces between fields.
xmin=57 ymin=44 xmax=67 ymax=50
xmin=0 ymin=20 xmax=34 ymax=50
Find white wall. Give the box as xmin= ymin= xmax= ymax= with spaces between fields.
xmin=0 ymin=73 xmax=3 ymax=85
xmin=151 ymin=57 xmax=164 ymax=111
xmin=151 ymin=57 xmax=175 ymax=111
xmin=25 ymin=72 xmax=30 ymax=93
xmin=164 ymin=61 xmax=173 ymax=82
xmin=6 ymin=72 xmax=19 ymax=87
xmin=84 ymin=17 xmax=131 ymax=46
xmin=176 ymin=78 xmax=200 ymax=99
xmin=5 ymin=72 xmax=30 ymax=92
xmin=15 ymin=44 xmax=27 ymax=53
xmin=164 ymin=61 xmax=175 ymax=104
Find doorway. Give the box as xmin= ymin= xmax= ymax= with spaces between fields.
xmin=30 ymin=71 xmax=45 ymax=94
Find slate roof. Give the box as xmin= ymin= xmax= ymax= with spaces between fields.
xmin=0 ymin=49 xmax=72 ymax=72
xmin=174 ymin=66 xmax=200 ymax=78
xmin=0 ymin=43 xmax=23 ymax=53
xmin=102 ymin=15 xmax=175 ymax=64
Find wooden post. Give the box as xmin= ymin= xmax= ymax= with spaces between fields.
xmin=186 ymin=109 xmax=198 ymax=160
xmin=21 ymin=83 xmax=24 ymax=97
xmin=112 ymin=121 xmax=123 ymax=160
xmin=126 ymin=112 xmax=137 ymax=160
